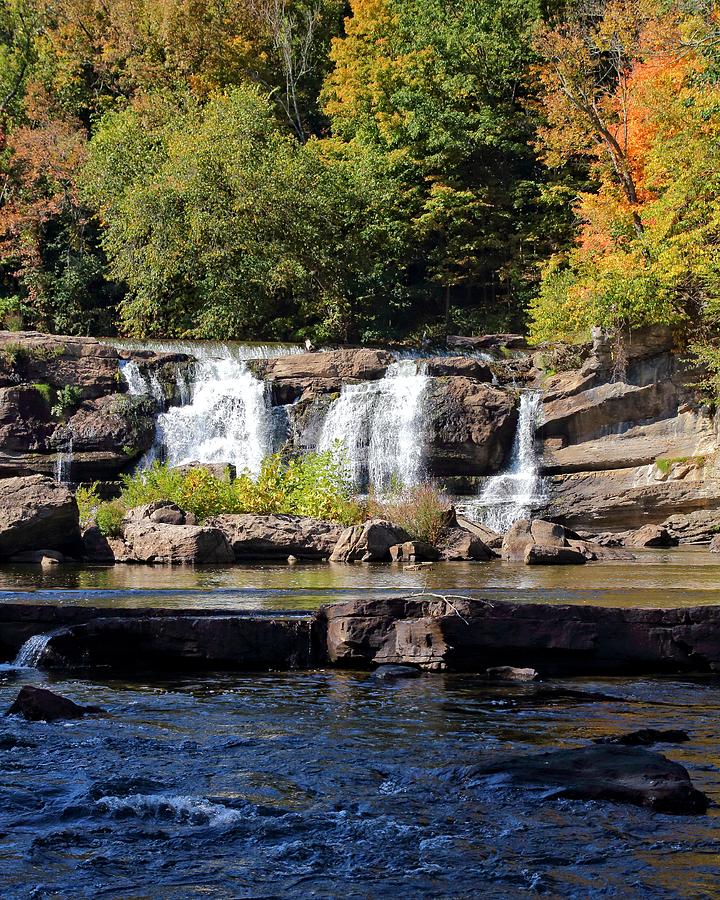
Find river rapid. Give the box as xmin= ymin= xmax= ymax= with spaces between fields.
xmin=3 ymin=550 xmax=720 ymax=897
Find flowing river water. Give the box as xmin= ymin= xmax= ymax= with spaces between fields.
xmin=2 ymin=551 xmax=720 ymax=897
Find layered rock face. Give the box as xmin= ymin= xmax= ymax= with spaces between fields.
xmin=207 ymin=513 xmax=343 ymax=560
xmin=0 ymin=331 xmax=157 ymax=480
xmin=539 ymin=327 xmax=720 ymax=535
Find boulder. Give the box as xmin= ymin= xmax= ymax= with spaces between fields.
xmin=330 ymin=519 xmax=413 ymax=562
xmin=0 ymin=385 xmax=55 ymax=451
xmin=524 ymin=544 xmax=586 ymax=565
xmin=424 ymin=378 xmax=518 ymax=477
xmin=6 ymin=685 xmax=104 ymax=722
xmin=207 ymin=513 xmax=344 ymax=560
xmin=435 ymin=528 xmax=494 ymax=561
xmin=66 ymin=394 xmax=155 ymax=460
xmin=0 ymin=475 xmax=80 ymax=558
xmin=389 ymin=540 xmax=441 ymax=562
xmin=121 ymin=521 xmax=234 ymax=564
xmin=81 ymin=525 xmax=116 ymax=562
xmin=424 ymin=357 xmax=493 ymax=381
xmin=472 ymin=745 xmax=707 ymax=814
xmin=566 ymin=539 xmax=636 ymax=561
xmin=455 ymin=515 xmax=502 ymax=549
xmin=501 ymin=519 xmax=567 ymax=562
xmin=595 ymin=728 xmax=690 ymax=747
xmin=625 ymin=524 xmax=677 ymax=548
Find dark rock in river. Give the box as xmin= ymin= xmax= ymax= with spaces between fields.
xmin=473 ymin=745 xmax=708 ymax=814
xmin=207 ymin=513 xmax=343 ymax=560
xmin=372 ymin=664 xmax=421 ymax=681
xmin=595 ymin=728 xmax=691 ymax=747
xmin=0 ymin=475 xmax=80 ymax=559
xmin=524 ymin=544 xmax=586 ymax=565
xmin=485 ymin=666 xmax=538 ymax=681
xmin=319 ymin=596 xmax=720 ymax=675
xmin=389 ymin=540 xmax=441 ymax=563
xmin=6 ymin=685 xmax=104 ymax=722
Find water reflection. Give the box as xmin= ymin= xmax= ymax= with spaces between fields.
xmin=0 ymin=547 xmax=719 ymax=609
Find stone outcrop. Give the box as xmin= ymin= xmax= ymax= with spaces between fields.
xmin=6 ymin=685 xmax=104 ymax=722
xmin=0 ymin=331 xmax=121 ymax=399
xmin=42 ymin=613 xmax=313 ymax=671
xmin=524 ymin=544 xmax=586 ymax=565
xmin=447 ymin=334 xmax=528 ymax=352
xmin=471 ymin=745 xmax=708 ymax=814
xmin=319 ymin=596 xmax=720 ymax=675
xmin=330 ymin=519 xmax=412 ymax=562
xmin=119 ymin=521 xmax=234 ymax=564
xmin=250 ymin=349 xmax=394 ymax=402
xmin=207 ymin=513 xmax=343 ymax=560
xmin=539 ymin=326 xmax=720 ymax=533
xmin=0 ymin=475 xmax=80 ymax=558
xmin=502 ymin=519 xmax=567 ymax=562
xmin=435 ymin=528 xmax=494 ymax=561
xmin=424 ymin=379 xmax=518 ymax=477
xmin=389 ymin=540 xmax=441 ymax=562
xmin=423 ymin=357 xmax=493 ymax=381
xmin=0 ymin=331 xmax=157 ymax=479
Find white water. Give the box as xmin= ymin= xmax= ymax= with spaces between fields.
xmin=54 ymin=434 xmax=73 ymax=484
xmin=120 ymin=343 xmax=300 ymax=476
xmin=14 ymin=632 xmax=55 ymax=667
xmin=464 ymin=390 xmax=546 ymax=532
xmin=318 ymin=360 xmax=429 ymax=492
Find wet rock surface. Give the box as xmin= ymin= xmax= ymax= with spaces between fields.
xmin=6 ymin=686 xmax=104 ymax=722
xmin=472 ymin=745 xmax=708 ymax=814
xmin=595 ymin=728 xmax=691 ymax=747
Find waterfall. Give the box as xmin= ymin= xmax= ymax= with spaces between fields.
xmin=318 ymin=360 xmax=429 ymax=492
xmin=14 ymin=632 xmax=56 ymax=667
xmin=120 ymin=343 xmax=300 ymax=476
xmin=119 ymin=360 xmax=165 ymax=407
xmin=465 ymin=390 xmax=546 ymax=532
xmin=54 ymin=433 xmax=73 ymax=484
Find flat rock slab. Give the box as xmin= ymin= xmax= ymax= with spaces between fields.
xmin=475 ymin=745 xmax=708 ymax=814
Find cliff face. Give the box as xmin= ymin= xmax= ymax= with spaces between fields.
xmin=536 ymin=327 xmax=720 ymax=536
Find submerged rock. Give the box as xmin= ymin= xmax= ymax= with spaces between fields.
xmin=372 ymin=664 xmax=421 ymax=681
xmin=6 ymin=685 xmax=104 ymax=722
xmin=473 ymin=745 xmax=708 ymax=814
xmin=485 ymin=666 xmax=538 ymax=681
xmin=595 ymin=728 xmax=691 ymax=747
xmin=524 ymin=544 xmax=586 ymax=565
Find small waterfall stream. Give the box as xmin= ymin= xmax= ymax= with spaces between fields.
xmin=464 ymin=390 xmax=546 ymax=532
xmin=318 ymin=360 xmax=429 ymax=492
xmin=54 ymin=434 xmax=73 ymax=484
xmin=14 ymin=631 xmax=56 ymax=667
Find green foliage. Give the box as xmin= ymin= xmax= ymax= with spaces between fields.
xmin=99 ymin=453 xmax=362 ymax=526
xmin=95 ymin=500 xmax=126 ymax=538
xmin=75 ymin=483 xmax=101 ymax=530
xmin=366 ymin=483 xmax=452 ymax=544
xmin=31 ymin=382 xmax=52 ymax=405
xmin=50 ymin=385 xmax=82 ymax=419
xmin=655 ymin=456 xmax=706 ymax=476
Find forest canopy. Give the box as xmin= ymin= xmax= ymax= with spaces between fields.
xmin=0 ymin=0 xmax=719 ymax=350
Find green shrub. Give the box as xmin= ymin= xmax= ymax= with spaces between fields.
xmin=51 ymin=385 xmax=82 ymax=419
xmin=32 ymin=383 xmax=53 ymax=406
xmin=75 ymin=483 xmax=101 ymax=529
xmin=96 ymin=499 xmax=126 ymax=537
xmin=655 ymin=456 xmax=706 ymax=476
xmin=366 ymin=483 xmax=452 ymax=544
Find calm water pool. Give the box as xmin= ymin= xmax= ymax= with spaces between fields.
xmin=0 ymin=547 xmax=717 ymax=610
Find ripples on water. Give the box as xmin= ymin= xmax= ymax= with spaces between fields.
xmin=1 ymin=668 xmax=720 ymax=898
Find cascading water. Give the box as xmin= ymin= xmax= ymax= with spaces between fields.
xmin=318 ymin=360 xmax=429 ymax=492
xmin=120 ymin=343 xmax=300 ymax=476
xmin=54 ymin=434 xmax=73 ymax=484
xmin=14 ymin=631 xmax=56 ymax=667
xmin=464 ymin=390 xmax=546 ymax=532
